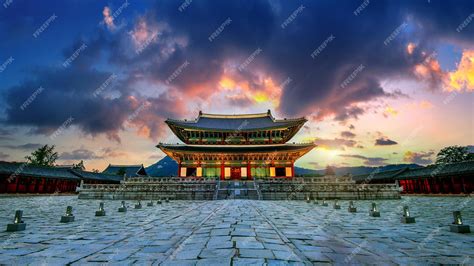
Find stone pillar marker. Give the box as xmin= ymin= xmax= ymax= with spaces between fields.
xmin=306 ymin=196 xmax=311 ymax=203
xmin=118 ymin=201 xmax=127 ymax=212
xmin=450 ymin=211 xmax=470 ymax=233
xmin=157 ymin=198 xmax=162 ymax=204
xmin=401 ymin=206 xmax=415 ymax=223
xmin=322 ymin=199 xmax=328 ymax=207
xmin=135 ymin=201 xmax=142 ymax=209
xmin=95 ymin=202 xmax=106 ymax=216
xmin=369 ymin=202 xmax=380 ymax=217
xmin=6 ymin=210 xmax=26 ymax=232
xmin=147 ymin=200 xmax=154 ymax=207
xmin=348 ymin=200 xmax=357 ymax=213
xmin=165 ymin=197 xmax=170 ymax=203
xmin=333 ymin=200 xmax=341 ymax=209
xmin=313 ymin=199 xmax=319 ymax=205
xmin=60 ymin=206 xmax=75 ymax=223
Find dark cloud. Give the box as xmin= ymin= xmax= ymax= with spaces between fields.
xmin=375 ymin=137 xmax=398 ymax=146
xmin=1 ymin=143 xmax=43 ymax=151
xmin=339 ymin=154 xmax=388 ymax=166
xmin=403 ymin=151 xmax=434 ymax=165
xmin=2 ymin=0 xmax=473 ymax=140
xmin=59 ymin=148 xmax=101 ymax=160
xmin=340 ymin=131 xmax=356 ymax=138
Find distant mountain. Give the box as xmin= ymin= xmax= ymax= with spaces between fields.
xmin=295 ymin=164 xmax=423 ymax=176
xmin=146 ymin=156 xmax=178 ymax=177
xmin=146 ymin=156 xmax=423 ymax=177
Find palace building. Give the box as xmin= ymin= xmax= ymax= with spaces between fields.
xmin=157 ymin=110 xmax=315 ymax=179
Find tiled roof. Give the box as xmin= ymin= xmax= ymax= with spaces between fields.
xmin=69 ymin=169 xmax=122 ymax=182
xmin=353 ymin=160 xmax=474 ymax=181
xmin=158 ymin=143 xmax=316 ymax=154
xmin=102 ymin=164 xmax=147 ymax=177
xmin=166 ymin=111 xmax=306 ymax=131
xmin=0 ymin=161 xmax=79 ymax=180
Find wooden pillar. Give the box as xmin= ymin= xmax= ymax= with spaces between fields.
xmin=247 ymin=161 xmax=252 ymax=180
xmin=220 ymin=161 xmax=225 ymax=180
xmin=291 ymin=162 xmax=295 ymax=179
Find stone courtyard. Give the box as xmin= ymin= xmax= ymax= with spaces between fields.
xmin=0 ymin=196 xmax=472 ymax=265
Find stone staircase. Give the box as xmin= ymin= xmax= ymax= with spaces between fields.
xmin=215 ymin=181 xmax=260 ymax=200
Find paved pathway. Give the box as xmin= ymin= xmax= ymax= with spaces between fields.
xmin=0 ymin=196 xmax=473 ymax=265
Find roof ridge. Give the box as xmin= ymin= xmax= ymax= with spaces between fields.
xmin=107 ymin=164 xmax=143 ymax=167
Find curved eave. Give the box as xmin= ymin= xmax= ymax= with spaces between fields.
xmin=157 ymin=143 xmax=316 ymax=158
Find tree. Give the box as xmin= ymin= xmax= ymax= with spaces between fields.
xmin=25 ymin=144 xmax=58 ymax=167
xmin=325 ymin=165 xmax=336 ymax=176
xmin=435 ymin=146 xmax=472 ymax=164
xmin=72 ymin=160 xmax=86 ymax=171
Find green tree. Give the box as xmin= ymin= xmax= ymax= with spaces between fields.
xmin=25 ymin=144 xmax=58 ymax=167
xmin=435 ymin=145 xmax=472 ymax=164
xmin=72 ymin=160 xmax=86 ymax=171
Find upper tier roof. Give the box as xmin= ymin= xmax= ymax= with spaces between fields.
xmin=165 ymin=110 xmax=306 ymax=131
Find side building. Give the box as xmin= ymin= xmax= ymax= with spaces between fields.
xmin=158 ymin=110 xmax=315 ymax=179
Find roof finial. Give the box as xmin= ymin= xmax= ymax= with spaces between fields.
xmin=199 ymin=110 xmax=202 ymax=116
xmin=267 ymin=109 xmax=271 ymax=115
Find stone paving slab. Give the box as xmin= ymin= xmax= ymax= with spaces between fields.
xmin=0 ymin=196 xmax=472 ymax=265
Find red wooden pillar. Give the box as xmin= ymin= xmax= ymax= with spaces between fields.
xmin=291 ymin=163 xmax=295 ymax=179
xmin=247 ymin=161 xmax=252 ymax=180
xmin=220 ymin=161 xmax=225 ymax=180
xmin=178 ymin=161 xmax=182 ymax=177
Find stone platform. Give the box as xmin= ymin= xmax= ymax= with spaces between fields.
xmin=0 ymin=196 xmax=473 ymax=265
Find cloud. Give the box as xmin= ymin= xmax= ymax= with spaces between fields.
xmin=0 ymin=152 xmax=9 ymax=160
xmin=403 ymin=151 xmax=434 ymax=165
xmin=339 ymin=154 xmax=388 ymax=166
xmin=375 ymin=137 xmax=398 ymax=146
xmin=59 ymin=148 xmax=101 ymax=160
xmin=102 ymin=6 xmax=115 ymax=30
xmin=1 ymin=143 xmax=43 ymax=151
xmin=340 ymin=131 xmax=356 ymax=138
xmin=383 ymin=106 xmax=398 ymax=118
xmin=2 ymin=0 xmax=474 ymax=141
xmin=313 ymin=137 xmax=356 ymax=150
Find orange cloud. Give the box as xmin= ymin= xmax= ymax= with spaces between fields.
xmin=446 ymin=50 xmax=474 ymax=92
xmin=413 ymin=49 xmax=474 ymax=92
xmin=407 ymin=42 xmax=416 ymax=55
xmin=217 ymin=74 xmax=281 ymax=107
xmin=419 ymin=100 xmax=434 ymax=109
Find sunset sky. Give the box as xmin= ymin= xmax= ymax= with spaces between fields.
xmin=0 ymin=0 xmax=473 ymax=171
